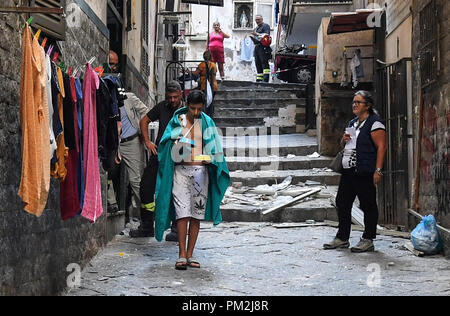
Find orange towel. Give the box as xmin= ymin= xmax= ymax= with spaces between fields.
xmin=18 ymin=25 xmax=50 ymax=216
xmin=50 ymin=66 xmax=68 ymax=180
xmin=38 ymin=43 xmax=51 ymax=211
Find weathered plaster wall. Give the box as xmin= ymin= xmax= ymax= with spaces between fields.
xmin=185 ymin=0 xmax=278 ymax=81
xmin=315 ymin=18 xmax=374 ymax=156
xmin=0 ymin=0 xmax=109 ymax=295
xmin=411 ymin=0 xmax=449 ymax=254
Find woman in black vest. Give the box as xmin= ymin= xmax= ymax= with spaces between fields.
xmin=324 ymin=91 xmax=387 ymax=252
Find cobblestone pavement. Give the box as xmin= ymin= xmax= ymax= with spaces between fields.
xmin=63 ymin=222 xmax=450 ymax=296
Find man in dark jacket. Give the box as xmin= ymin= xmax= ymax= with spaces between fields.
xmin=251 ymin=15 xmax=271 ymax=82
xmin=129 ymin=81 xmax=183 ymax=239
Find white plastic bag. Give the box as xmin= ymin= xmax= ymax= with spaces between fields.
xmin=411 ymin=214 xmax=443 ymax=255
xmin=205 ymin=80 xmax=213 ymax=108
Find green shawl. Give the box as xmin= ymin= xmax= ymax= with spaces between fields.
xmin=154 ymin=107 xmax=230 ymax=242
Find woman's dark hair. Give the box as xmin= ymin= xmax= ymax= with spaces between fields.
xmin=187 ymin=90 xmax=206 ymax=105
xmin=354 ymin=90 xmax=376 ymax=115
xmin=203 ymin=50 xmax=212 ymax=61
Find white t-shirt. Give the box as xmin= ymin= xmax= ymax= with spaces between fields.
xmin=342 ymin=119 xmax=385 ymax=169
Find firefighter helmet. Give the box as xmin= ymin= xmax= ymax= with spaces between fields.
xmin=260 ymin=34 xmax=272 ymax=47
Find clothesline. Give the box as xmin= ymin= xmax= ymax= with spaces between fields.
xmin=18 ymin=24 xmax=120 ymax=224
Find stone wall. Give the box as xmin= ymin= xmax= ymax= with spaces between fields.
xmin=411 ymin=0 xmax=449 ymax=254
xmin=0 ymin=0 xmax=109 ymax=295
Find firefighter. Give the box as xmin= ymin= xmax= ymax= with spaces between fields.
xmin=251 ymin=15 xmax=272 ymax=82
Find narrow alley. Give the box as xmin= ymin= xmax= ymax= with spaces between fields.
xmin=1 ymin=0 xmax=449 ymax=298
xmin=63 ymin=222 xmax=450 ymax=296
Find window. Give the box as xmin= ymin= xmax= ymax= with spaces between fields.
xmin=233 ymin=1 xmax=254 ymax=30
xmin=419 ymin=0 xmax=438 ymax=88
xmin=256 ymin=3 xmax=273 ymax=29
xmin=31 ymin=0 xmax=66 ymax=40
xmin=141 ymin=0 xmax=150 ymax=77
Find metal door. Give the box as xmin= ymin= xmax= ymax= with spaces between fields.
xmin=376 ymin=58 xmax=411 ymax=227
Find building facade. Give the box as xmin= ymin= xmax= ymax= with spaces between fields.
xmin=0 ymin=0 xmax=166 ymax=295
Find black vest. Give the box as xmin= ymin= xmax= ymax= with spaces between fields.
xmin=348 ymin=114 xmax=383 ymax=175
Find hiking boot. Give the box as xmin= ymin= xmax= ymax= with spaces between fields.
xmin=129 ymin=225 xmax=154 ymax=238
xmin=323 ymin=238 xmax=350 ymax=250
xmin=107 ymin=204 xmax=119 ymax=214
xmin=351 ymin=238 xmax=375 ymax=253
xmin=165 ymin=230 xmax=178 ymax=242
xmin=165 ymin=221 xmax=178 ymax=242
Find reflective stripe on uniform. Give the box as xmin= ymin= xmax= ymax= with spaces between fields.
xmin=141 ymin=201 xmax=155 ymax=212
xmin=263 ymin=69 xmax=270 ymax=74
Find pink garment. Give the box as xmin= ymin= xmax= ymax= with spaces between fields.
xmin=81 ymin=63 xmax=103 ymax=222
xmin=209 ymin=32 xmax=224 ymax=48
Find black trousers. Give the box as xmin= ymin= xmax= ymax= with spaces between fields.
xmin=335 ymin=168 xmax=379 ymax=240
xmin=139 ymin=155 xmax=158 ymax=228
xmin=254 ymin=45 xmax=270 ymax=82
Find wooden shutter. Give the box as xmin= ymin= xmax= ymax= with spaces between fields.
xmin=31 ymin=0 xmax=66 ymax=40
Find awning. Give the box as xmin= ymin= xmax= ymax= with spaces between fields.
xmin=327 ymin=9 xmax=383 ymax=35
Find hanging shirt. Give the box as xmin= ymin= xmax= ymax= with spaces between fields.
xmin=60 ymin=76 xmax=82 ymax=221
xmin=45 ymin=54 xmax=57 ymax=159
xmin=241 ymin=37 xmax=255 ymax=62
xmin=75 ymin=77 xmax=85 ymax=208
xmin=18 ymin=25 xmax=50 ymax=217
xmin=50 ymin=66 xmax=68 ymax=180
xmin=81 ymin=63 xmax=103 ymax=222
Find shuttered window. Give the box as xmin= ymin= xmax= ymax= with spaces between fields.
xmin=141 ymin=0 xmax=150 ymax=77
xmin=30 ymin=0 xmax=66 ymax=40
xmin=419 ymin=0 xmax=438 ymax=88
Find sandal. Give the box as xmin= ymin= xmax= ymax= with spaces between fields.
xmin=187 ymin=257 xmax=200 ymax=268
xmin=175 ymin=257 xmax=187 ymax=270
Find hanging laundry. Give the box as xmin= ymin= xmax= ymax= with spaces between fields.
xmin=60 ymin=73 xmax=80 ymax=220
xmin=96 ymin=78 xmax=112 ymax=162
xmin=74 ymin=77 xmax=85 ymax=208
xmin=49 ymin=62 xmax=63 ymax=165
xmin=350 ymin=48 xmax=364 ymax=89
xmin=50 ymin=66 xmax=69 ymax=180
xmin=81 ymin=63 xmax=103 ymax=222
xmin=62 ymin=73 xmax=76 ymax=150
xmin=18 ymin=25 xmax=51 ymax=217
xmin=340 ymin=49 xmax=349 ymax=87
xmin=241 ymin=36 xmax=255 ymax=62
xmin=45 ymin=54 xmax=57 ymax=159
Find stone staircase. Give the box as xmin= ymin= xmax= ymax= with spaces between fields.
xmin=216 ymin=80 xmax=340 ymax=223
xmin=214 ymin=81 xmax=307 ymax=134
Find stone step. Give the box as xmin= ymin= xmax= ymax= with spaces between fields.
xmin=218 ymin=125 xmax=298 ymax=136
xmin=221 ymin=203 xmax=338 ymax=223
xmin=213 ymin=98 xmax=306 ymax=108
xmin=219 ymin=80 xmax=307 ymax=92
xmin=220 ymin=185 xmax=339 ymax=223
xmin=229 ymin=169 xmax=341 ymax=187
xmin=214 ymin=89 xmax=301 ymax=100
xmin=221 ymin=133 xmax=317 ymax=156
xmin=225 ymin=155 xmax=333 ymax=172
xmin=214 ymin=107 xmax=280 ymax=117
xmin=214 ymin=116 xmax=268 ymax=127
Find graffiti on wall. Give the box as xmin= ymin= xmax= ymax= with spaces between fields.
xmin=420 ymin=95 xmax=450 ymax=218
